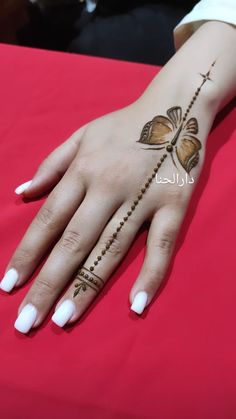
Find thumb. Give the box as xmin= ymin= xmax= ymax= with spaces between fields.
xmin=14 ymin=125 xmax=88 ymax=198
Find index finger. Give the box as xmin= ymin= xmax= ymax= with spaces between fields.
xmin=0 ymin=166 xmax=85 ymax=292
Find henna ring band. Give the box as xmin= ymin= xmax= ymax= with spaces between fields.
xmin=73 ymin=266 xmax=104 ymax=297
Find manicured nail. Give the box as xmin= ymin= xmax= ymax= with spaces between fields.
xmin=14 ymin=180 xmax=32 ymax=195
xmin=51 ymin=300 xmax=76 ymax=327
xmin=0 ymin=268 xmax=19 ymax=292
xmin=130 ymin=291 xmax=148 ymax=315
xmin=14 ymin=303 xmax=38 ymax=334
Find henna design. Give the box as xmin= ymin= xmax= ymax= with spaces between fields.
xmin=72 ymin=153 xmax=168 ymax=297
xmin=73 ymin=267 xmax=104 ymax=297
xmin=137 ymin=60 xmax=216 ymax=173
xmin=137 ymin=105 xmax=201 ymax=173
xmin=73 ymin=60 xmax=216 ymax=297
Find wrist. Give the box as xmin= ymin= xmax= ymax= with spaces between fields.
xmin=135 ymin=20 xmax=236 ymax=146
xmin=144 ymin=21 xmax=235 ymax=111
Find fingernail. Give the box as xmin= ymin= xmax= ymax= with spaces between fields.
xmin=14 ymin=180 xmax=32 ymax=195
xmin=0 ymin=268 xmax=19 ymax=292
xmin=51 ymin=300 xmax=76 ymax=327
xmin=130 ymin=291 xmax=148 ymax=315
xmin=14 ymin=303 xmax=38 ymax=334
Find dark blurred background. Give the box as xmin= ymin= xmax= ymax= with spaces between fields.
xmin=0 ymin=0 xmax=197 ymax=66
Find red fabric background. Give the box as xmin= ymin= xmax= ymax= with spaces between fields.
xmin=0 ymin=44 xmax=235 ymax=419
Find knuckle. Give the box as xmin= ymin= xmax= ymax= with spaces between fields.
xmin=101 ymin=235 xmax=122 ymax=257
xmin=165 ymin=186 xmax=189 ymax=207
xmin=34 ymin=206 xmax=56 ymax=230
xmin=102 ymin=159 xmax=132 ymax=190
xmin=33 ymin=277 xmax=55 ymax=296
xmin=44 ymin=155 xmax=64 ymax=177
xmin=167 ymin=187 xmax=183 ymax=203
xmin=146 ymin=265 xmax=164 ymax=281
xmin=12 ymin=247 xmax=33 ymax=267
xmin=103 ymin=168 xmax=123 ymax=189
xmin=38 ymin=156 xmax=62 ymax=177
xmin=58 ymin=230 xmax=82 ymax=255
xmin=144 ymin=266 xmax=165 ymax=290
xmin=73 ymin=155 xmax=90 ymax=177
xmin=155 ymin=230 xmax=175 ymax=255
xmin=146 ymin=277 xmax=160 ymax=291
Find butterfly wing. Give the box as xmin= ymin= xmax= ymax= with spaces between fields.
xmin=183 ymin=117 xmax=198 ymax=135
xmin=167 ymin=106 xmax=182 ymax=129
xmin=176 ymin=135 xmax=201 ymax=173
xmin=137 ymin=115 xmax=173 ymax=145
xmin=138 ymin=107 xmax=201 ymax=173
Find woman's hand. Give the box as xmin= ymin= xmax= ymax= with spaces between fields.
xmin=1 ymin=96 xmax=210 ymax=333
xmin=1 ymin=20 xmax=235 ymax=334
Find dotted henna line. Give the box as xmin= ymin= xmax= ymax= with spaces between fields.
xmin=73 ymin=60 xmax=217 ymax=298
xmin=73 ymin=153 xmax=168 ymax=297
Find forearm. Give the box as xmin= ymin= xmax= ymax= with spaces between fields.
xmin=171 ymin=21 xmax=236 ymax=110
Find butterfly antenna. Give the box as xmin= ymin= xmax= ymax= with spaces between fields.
xmin=141 ymin=146 xmax=166 ymax=151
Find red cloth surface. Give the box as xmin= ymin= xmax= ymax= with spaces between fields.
xmin=0 ymin=43 xmax=236 ymax=419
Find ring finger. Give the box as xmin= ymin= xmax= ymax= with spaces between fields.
xmin=51 ymin=198 xmax=150 ymax=327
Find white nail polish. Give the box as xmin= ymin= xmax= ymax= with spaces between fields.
xmin=14 ymin=180 xmax=32 ymax=195
xmin=14 ymin=303 xmax=38 ymax=334
xmin=51 ymin=300 xmax=76 ymax=327
xmin=0 ymin=268 xmax=19 ymax=292
xmin=130 ymin=291 xmax=148 ymax=315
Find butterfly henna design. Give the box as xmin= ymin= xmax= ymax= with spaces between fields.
xmin=137 ymin=106 xmax=201 ymax=174
xmin=137 ymin=59 xmax=216 ymax=174
xmin=73 ymin=60 xmax=216 ymax=298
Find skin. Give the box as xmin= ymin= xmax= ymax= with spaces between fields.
xmin=2 ymin=21 xmax=236 ymax=330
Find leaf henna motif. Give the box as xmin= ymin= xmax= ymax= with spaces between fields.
xmin=74 ymin=281 xmax=87 ymax=297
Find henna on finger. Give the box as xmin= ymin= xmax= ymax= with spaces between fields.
xmin=73 ymin=266 xmax=104 ymax=297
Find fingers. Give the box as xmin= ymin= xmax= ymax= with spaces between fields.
xmin=15 ymin=125 xmax=87 ymax=198
xmin=51 ymin=201 xmax=147 ymax=327
xmin=129 ymin=206 xmax=184 ymax=315
xmin=14 ymin=190 xmax=121 ymax=332
xmin=1 ymin=166 xmax=86 ymax=293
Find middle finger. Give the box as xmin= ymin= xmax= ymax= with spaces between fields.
xmin=52 ymin=197 xmax=150 ymax=327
